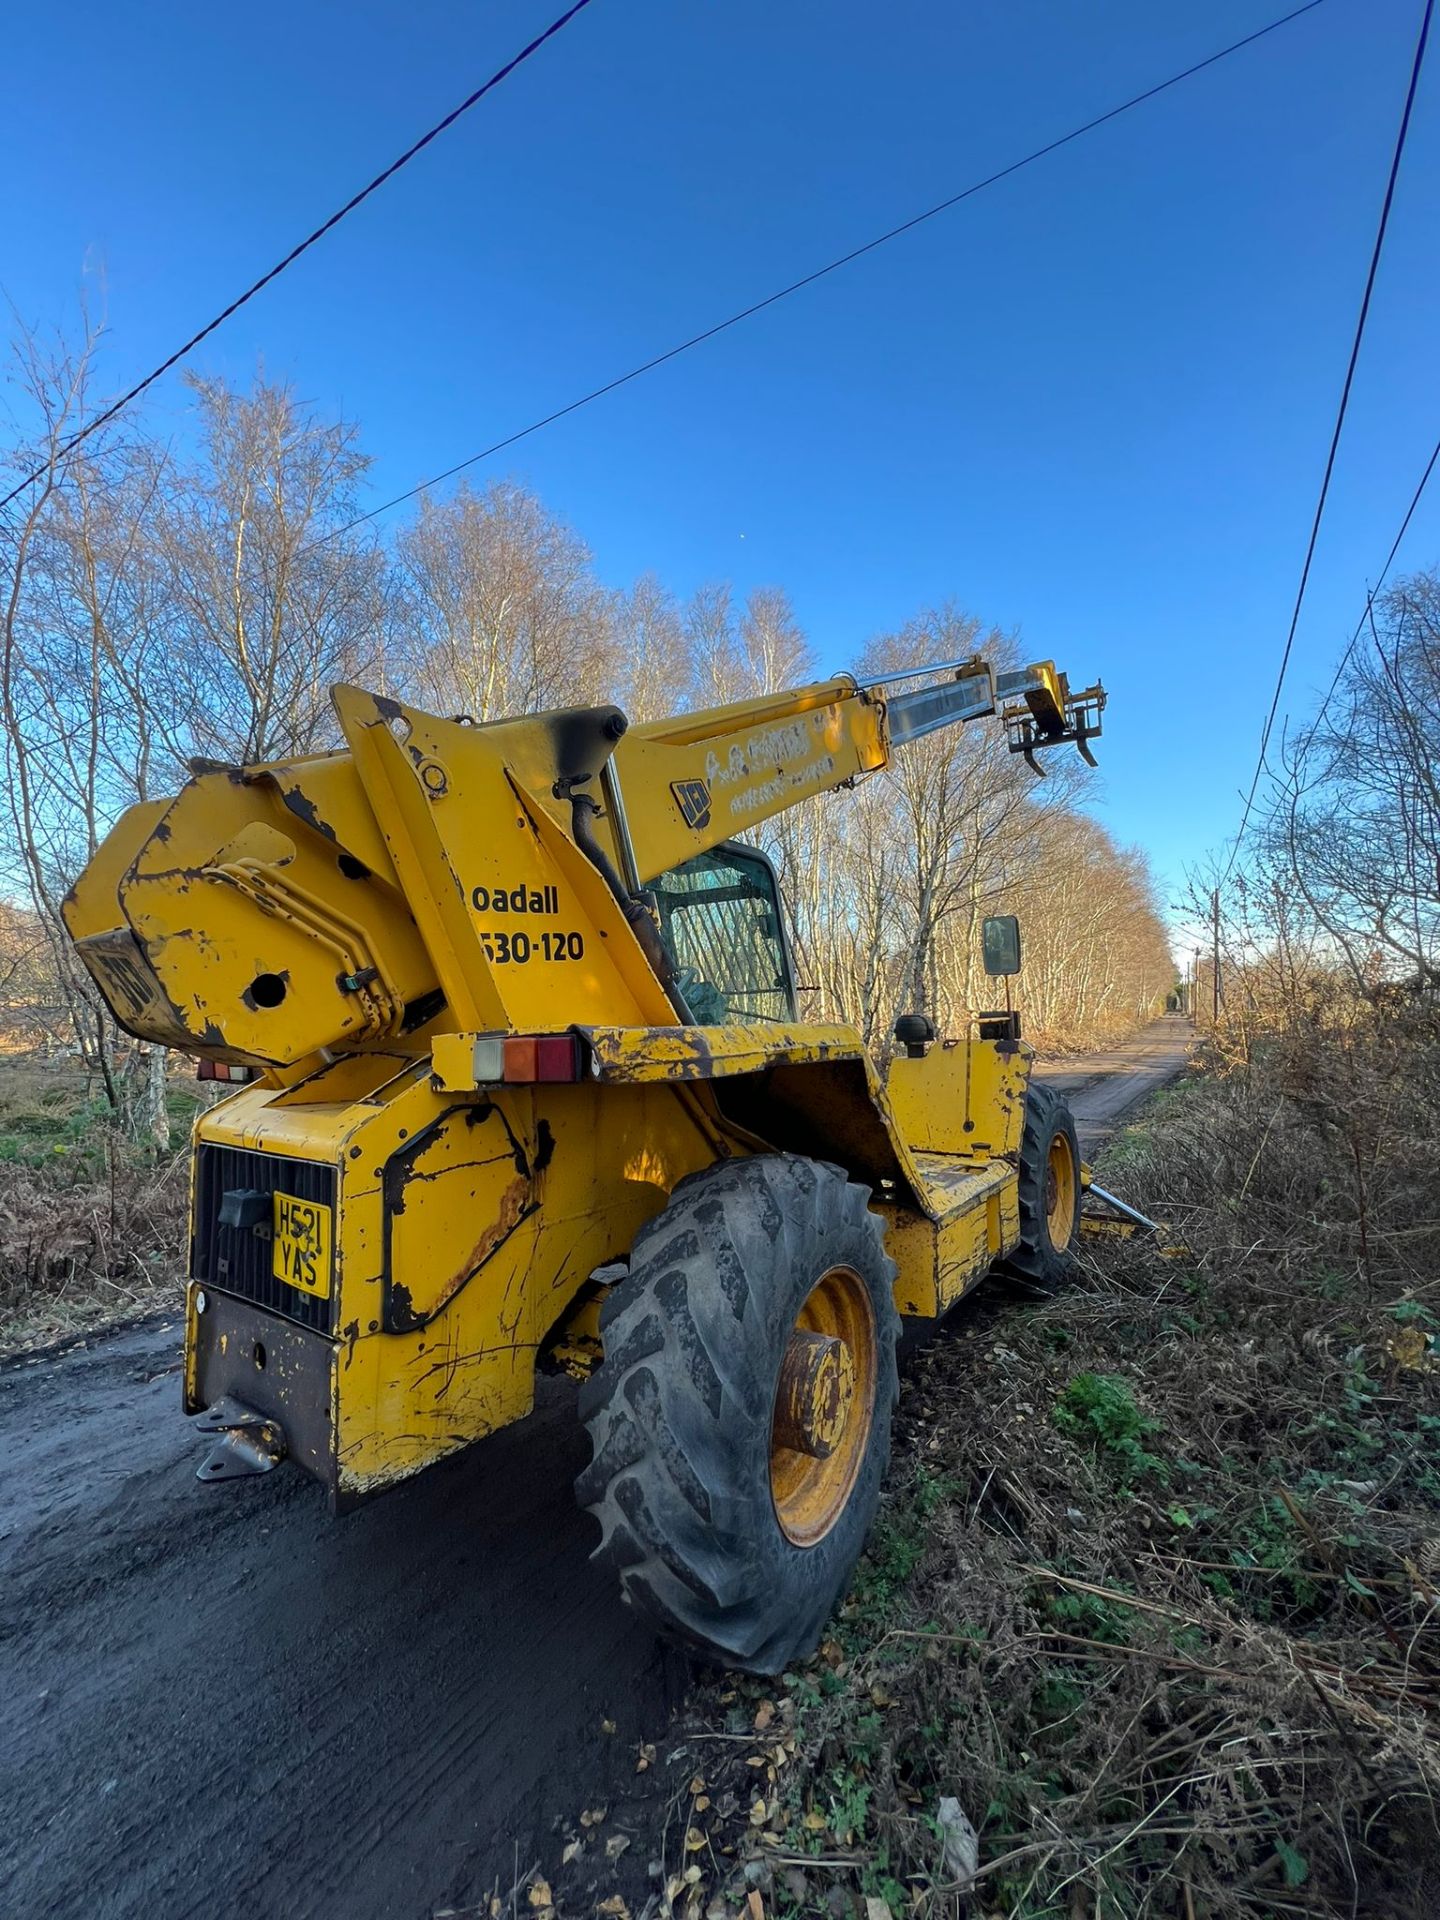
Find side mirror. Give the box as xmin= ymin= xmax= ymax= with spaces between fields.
xmin=982 ymin=914 xmax=1022 ymax=978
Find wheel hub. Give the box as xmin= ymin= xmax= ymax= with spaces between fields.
xmin=769 ymin=1265 xmax=877 ymax=1548
xmin=772 ymin=1329 xmax=856 ymax=1459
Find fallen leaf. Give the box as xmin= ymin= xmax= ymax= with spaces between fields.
xmin=693 ymin=1794 xmax=711 ymax=1812
xmin=772 ymin=1744 xmax=787 ymax=1767
xmin=528 ymin=1880 xmax=553 ymax=1910
xmin=636 ymin=1744 xmax=656 ymax=1773
xmin=746 ymin=1894 xmax=765 ymax=1920
xmin=753 ymin=1700 xmax=775 ymax=1731
xmin=688 ymin=1774 xmax=706 ymax=1794
xmin=749 ymin=1798 xmax=769 ymax=1826
xmin=562 ymin=1840 xmax=583 ymax=1866
xmin=870 ymin=1685 xmax=895 ymax=1708
xmin=1389 ymin=1326 xmax=1435 ymax=1371
xmin=605 ymin=1833 xmax=631 ymax=1862
xmin=684 ymin=1827 xmax=707 ymax=1852
xmin=597 ymin=1899 xmax=629 ymax=1918
xmin=580 ymin=1806 xmax=607 ymax=1828
xmin=683 ymin=1865 xmax=702 ymax=1887
xmin=802 ymin=1811 xmax=827 ymax=1833
xmin=601 ymin=1717 xmax=617 ymax=1735
xmin=865 ymin=1899 xmax=892 ymax=1920
xmin=746 ymin=1754 xmax=767 ymax=1768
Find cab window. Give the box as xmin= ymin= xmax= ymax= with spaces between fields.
xmin=650 ymin=843 xmax=796 ymax=1025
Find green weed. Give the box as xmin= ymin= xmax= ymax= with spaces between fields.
xmin=1053 ymin=1371 xmax=1168 ymax=1483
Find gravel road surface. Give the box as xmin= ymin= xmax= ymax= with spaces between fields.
xmin=0 ymin=1018 xmax=1191 ymax=1920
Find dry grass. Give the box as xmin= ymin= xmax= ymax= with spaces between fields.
xmin=0 ymin=1059 xmax=189 ymax=1352
xmin=543 ymin=1002 xmax=1440 ymax=1920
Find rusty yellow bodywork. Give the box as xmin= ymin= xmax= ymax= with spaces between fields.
xmin=62 ymin=659 xmax=1095 ymax=1507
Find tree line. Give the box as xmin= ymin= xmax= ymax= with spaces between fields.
xmin=0 ymin=318 xmax=1173 ymax=1128
xmin=1192 ymin=568 xmax=1439 ymax=1044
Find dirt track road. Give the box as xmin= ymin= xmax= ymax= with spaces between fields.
xmin=0 ymin=1019 xmax=1191 ymax=1920
xmin=1035 ymin=1014 xmax=1194 ymax=1152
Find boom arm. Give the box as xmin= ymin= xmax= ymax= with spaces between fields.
xmin=61 ymin=655 xmax=1104 ymax=1067
xmin=611 ymin=654 xmax=1104 ymax=882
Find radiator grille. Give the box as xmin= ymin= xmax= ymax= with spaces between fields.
xmin=192 ymin=1144 xmax=337 ymax=1333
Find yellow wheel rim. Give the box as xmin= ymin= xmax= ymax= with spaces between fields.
xmin=769 ymin=1265 xmax=877 ymax=1547
xmin=1045 ymin=1131 xmax=1078 ymax=1251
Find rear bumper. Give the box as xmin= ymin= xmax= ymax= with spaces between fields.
xmin=185 ymin=1285 xmax=338 ymax=1497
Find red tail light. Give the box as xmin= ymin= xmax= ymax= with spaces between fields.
xmin=502 ymin=1034 xmax=584 ymax=1083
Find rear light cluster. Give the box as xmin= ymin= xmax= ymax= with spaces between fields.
xmin=471 ymin=1033 xmax=585 ymax=1085
xmin=197 ymin=1059 xmax=259 ymax=1084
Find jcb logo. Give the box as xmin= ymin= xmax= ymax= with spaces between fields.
xmin=273 ymin=1193 xmax=333 ymax=1299
xmin=671 ymin=779 xmax=711 ymax=830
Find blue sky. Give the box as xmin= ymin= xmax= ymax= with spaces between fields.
xmin=3 ymin=0 xmax=1436 ymax=916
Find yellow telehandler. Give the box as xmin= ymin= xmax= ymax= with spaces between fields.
xmin=63 ymin=653 xmax=1105 ymax=1671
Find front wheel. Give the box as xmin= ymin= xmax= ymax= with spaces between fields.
xmin=576 ymin=1154 xmax=899 ymax=1674
xmin=996 ymin=1081 xmax=1081 ymax=1295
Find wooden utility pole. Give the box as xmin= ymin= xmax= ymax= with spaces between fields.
xmin=1211 ymin=888 xmax=1221 ymax=1026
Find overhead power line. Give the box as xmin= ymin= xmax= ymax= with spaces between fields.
xmin=1221 ymin=0 xmax=1434 ymax=878
xmin=323 ymin=0 xmax=1330 ymax=542
xmin=1318 ymin=432 xmax=1440 ymax=711
xmin=0 ymin=0 xmax=596 ymax=515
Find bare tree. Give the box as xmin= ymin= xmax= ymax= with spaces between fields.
xmin=0 ymin=310 xmax=157 ymax=1117
xmin=613 ymin=572 xmax=690 ymax=722
xmin=149 ymin=373 xmax=389 ymax=769
xmin=396 ymin=479 xmax=619 ymax=720
xmin=1269 ymin=573 xmax=1440 ymax=991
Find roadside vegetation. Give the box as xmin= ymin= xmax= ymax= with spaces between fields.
xmin=534 ymin=995 xmax=1439 ymax=1920
xmin=0 ymin=1057 xmax=195 ymax=1351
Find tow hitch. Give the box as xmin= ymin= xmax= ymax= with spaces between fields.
xmin=195 ymin=1396 xmax=287 ymax=1481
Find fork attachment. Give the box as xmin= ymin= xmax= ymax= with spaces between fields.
xmin=998 ymin=664 xmax=1107 ymax=775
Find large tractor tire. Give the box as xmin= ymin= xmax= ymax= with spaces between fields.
xmin=576 ymin=1154 xmax=900 ymax=1674
xmin=996 ymin=1080 xmax=1081 ymax=1295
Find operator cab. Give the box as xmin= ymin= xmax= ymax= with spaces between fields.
xmin=650 ymin=841 xmax=797 ymax=1024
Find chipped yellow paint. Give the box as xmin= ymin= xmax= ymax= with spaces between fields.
xmin=62 ymin=666 xmax=1096 ymax=1509
xmin=614 ymin=679 xmax=888 ymax=880
xmin=885 ymin=1034 xmax=1032 ymax=1159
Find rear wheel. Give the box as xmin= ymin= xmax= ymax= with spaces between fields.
xmin=576 ymin=1154 xmax=899 ymax=1674
xmin=996 ymin=1081 xmax=1081 ymax=1295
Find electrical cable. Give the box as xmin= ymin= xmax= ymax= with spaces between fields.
xmin=0 ymin=0 xmax=595 ymax=514
xmin=1318 ymin=432 xmax=1440 ymax=711
xmin=319 ymin=0 xmax=1330 ymax=543
xmin=1220 ymin=0 xmax=1433 ymax=878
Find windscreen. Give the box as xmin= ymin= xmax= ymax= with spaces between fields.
xmin=650 ymin=844 xmax=796 ymax=1025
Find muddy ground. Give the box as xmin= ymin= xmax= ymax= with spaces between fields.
xmin=0 ymin=1019 xmax=1191 ymax=1920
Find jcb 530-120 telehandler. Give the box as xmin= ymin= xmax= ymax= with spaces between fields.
xmin=65 ymin=653 xmax=1109 ymax=1671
